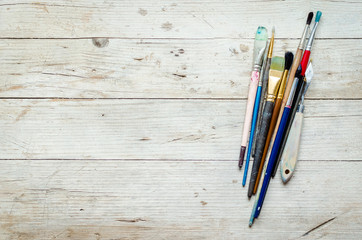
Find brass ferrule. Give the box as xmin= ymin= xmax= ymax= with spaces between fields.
xmin=277 ymin=70 xmax=289 ymax=99
xmin=267 ymin=31 xmax=274 ymax=58
xmin=266 ymin=71 xmax=283 ymax=102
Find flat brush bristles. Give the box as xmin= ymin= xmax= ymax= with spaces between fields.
xmin=284 ymin=52 xmax=294 ymax=70
xmin=307 ymin=12 xmax=314 ymax=25
xmin=270 ymin=56 xmax=285 ymax=72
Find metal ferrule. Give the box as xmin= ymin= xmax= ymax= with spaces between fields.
xmin=277 ymin=70 xmax=289 ymax=99
xmin=286 ymin=76 xmax=300 ymax=106
xmin=266 ymin=71 xmax=283 ymax=102
xmin=258 ymin=42 xmax=270 ymax=86
xmin=267 ymin=32 xmax=274 ymax=59
xmin=253 ymin=44 xmax=267 ymax=72
xmin=298 ymin=24 xmax=310 ymax=50
xmin=306 ymin=22 xmax=319 ymax=51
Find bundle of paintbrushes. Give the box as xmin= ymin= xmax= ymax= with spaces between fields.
xmin=237 ymin=11 xmax=322 ymax=226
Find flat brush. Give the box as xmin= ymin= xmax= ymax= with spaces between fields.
xmin=252 ymin=52 xmax=293 ymax=194
xmin=247 ymin=56 xmax=284 ymax=197
xmin=251 ymin=27 xmax=275 ymax=158
xmin=238 ymin=26 xmax=268 ymax=170
xmin=271 ymin=11 xmax=322 ymax=177
xmin=281 ymin=62 xmax=313 ymax=183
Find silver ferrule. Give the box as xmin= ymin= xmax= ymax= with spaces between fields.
xmin=286 ymin=77 xmax=300 ymax=106
xmin=306 ymin=22 xmax=319 ymax=51
xmin=253 ymin=63 xmax=262 ymax=72
xmin=298 ymin=24 xmax=310 ymax=50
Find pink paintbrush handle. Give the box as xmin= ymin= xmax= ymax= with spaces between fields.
xmin=241 ymin=71 xmax=260 ymax=147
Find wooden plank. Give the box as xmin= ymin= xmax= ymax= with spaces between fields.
xmin=0 ymin=0 xmax=360 ymax=39
xmin=0 ymin=99 xmax=360 ymax=160
xmin=0 ymin=39 xmax=360 ymax=99
xmin=0 ymin=160 xmax=361 ymax=239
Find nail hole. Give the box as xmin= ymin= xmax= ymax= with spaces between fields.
xmin=285 ymin=169 xmax=290 ymax=174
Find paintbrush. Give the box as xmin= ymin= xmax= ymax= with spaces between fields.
xmin=281 ymin=62 xmax=313 ymax=183
xmin=247 ymin=56 xmax=284 ymax=197
xmin=252 ymin=52 xmax=293 ymax=194
xmin=251 ymin=27 xmax=275 ymax=158
xmin=271 ymin=11 xmax=322 ymax=177
xmin=255 ymin=11 xmax=322 ymax=215
xmin=263 ymin=12 xmax=313 ymax=175
xmin=238 ymin=26 xmax=268 ymax=170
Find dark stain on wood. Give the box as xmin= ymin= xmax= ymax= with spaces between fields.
xmin=139 ymin=137 xmax=151 ymax=141
xmin=200 ymin=201 xmax=208 ymax=206
xmin=92 ymin=38 xmax=109 ymax=48
xmin=173 ymin=73 xmax=186 ymax=78
xmin=116 ymin=218 xmax=146 ymax=223
xmin=134 ymin=57 xmax=144 ymax=61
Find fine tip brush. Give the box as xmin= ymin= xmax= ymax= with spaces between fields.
xmin=252 ymin=52 xmax=293 ymax=194
xmin=238 ymin=26 xmax=268 ymax=171
xmin=281 ymin=61 xmax=313 ymax=183
xmin=247 ymin=56 xmax=284 ymax=197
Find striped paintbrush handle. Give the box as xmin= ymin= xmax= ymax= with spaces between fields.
xmin=281 ymin=111 xmax=303 ymax=183
xmin=248 ymin=100 xmax=274 ymax=197
xmin=239 ymin=70 xmax=260 ymax=168
xmin=255 ymin=106 xmax=290 ymax=218
xmin=243 ymin=85 xmax=262 ymax=186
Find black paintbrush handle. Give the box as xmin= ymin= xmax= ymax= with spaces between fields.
xmin=271 ymin=80 xmax=306 ymax=178
xmin=252 ymin=59 xmax=271 ymax=157
xmin=248 ymin=100 xmax=274 ymax=198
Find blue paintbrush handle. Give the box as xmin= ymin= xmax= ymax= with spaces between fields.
xmin=243 ymin=86 xmax=262 ymax=186
xmin=255 ymin=106 xmax=291 ymax=218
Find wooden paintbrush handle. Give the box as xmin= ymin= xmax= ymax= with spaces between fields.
xmin=281 ymin=111 xmax=303 ymax=183
xmin=253 ymin=97 xmax=282 ymax=194
xmin=248 ymin=100 xmax=274 ymax=197
xmin=239 ymin=70 xmax=260 ymax=168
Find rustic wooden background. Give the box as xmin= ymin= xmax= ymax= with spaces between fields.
xmin=0 ymin=0 xmax=361 ymax=239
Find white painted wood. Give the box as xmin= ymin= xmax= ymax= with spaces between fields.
xmin=0 ymin=0 xmax=360 ymax=39
xmin=0 ymin=39 xmax=361 ymax=98
xmin=0 ymin=99 xmax=360 ymax=160
xmin=0 ymin=160 xmax=361 ymax=239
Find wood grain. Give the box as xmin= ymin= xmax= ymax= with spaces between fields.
xmin=0 ymin=39 xmax=361 ymax=98
xmin=0 ymin=0 xmax=360 ymax=39
xmin=0 ymin=99 xmax=360 ymax=160
xmin=0 ymin=160 xmax=361 ymax=239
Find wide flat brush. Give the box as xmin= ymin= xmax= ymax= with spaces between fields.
xmin=271 ymin=11 xmax=322 ymax=177
xmin=251 ymin=27 xmax=275 ymax=158
xmin=238 ymin=26 xmax=268 ymax=170
xmin=252 ymin=52 xmax=293 ymax=194
xmin=281 ymin=62 xmax=313 ymax=183
xmin=247 ymin=56 xmax=284 ymax=197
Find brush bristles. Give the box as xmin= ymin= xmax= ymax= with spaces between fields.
xmin=284 ymin=52 xmax=294 ymax=70
xmin=307 ymin=12 xmax=314 ymax=25
xmin=270 ymin=56 xmax=285 ymax=72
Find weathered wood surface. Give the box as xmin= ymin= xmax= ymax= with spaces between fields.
xmin=0 ymin=99 xmax=360 ymax=161
xmin=0 ymin=39 xmax=361 ymax=98
xmin=1 ymin=0 xmax=362 ymax=239
xmin=0 ymin=160 xmax=361 ymax=239
xmin=0 ymin=0 xmax=360 ymax=39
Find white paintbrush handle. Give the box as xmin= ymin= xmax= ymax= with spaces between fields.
xmin=281 ymin=111 xmax=303 ymax=183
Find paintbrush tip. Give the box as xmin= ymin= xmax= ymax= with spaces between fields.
xmin=272 ymin=26 xmax=275 ymax=34
xmin=315 ymin=11 xmax=322 ymax=22
xmin=284 ymin=52 xmax=294 ymax=70
xmin=270 ymin=56 xmax=285 ymax=72
xmin=307 ymin=12 xmax=314 ymax=25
